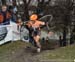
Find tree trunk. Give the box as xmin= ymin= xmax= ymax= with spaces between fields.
xmin=2 ymin=0 xmax=6 ymax=5
xmin=23 ymin=0 xmax=31 ymax=21
xmin=62 ymin=28 xmax=67 ymax=46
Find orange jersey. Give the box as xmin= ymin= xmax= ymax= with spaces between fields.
xmin=0 ymin=14 xmax=3 ymax=23
xmin=27 ymin=20 xmax=45 ymax=28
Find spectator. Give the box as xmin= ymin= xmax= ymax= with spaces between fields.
xmin=0 ymin=5 xmax=11 ymax=25
xmin=0 ymin=13 xmax=3 ymax=23
xmin=13 ymin=2 xmax=18 ymax=14
xmin=13 ymin=6 xmax=17 ymax=14
xmin=17 ymin=18 xmax=23 ymax=26
xmin=59 ymin=36 xmax=63 ymax=47
xmin=16 ymin=18 xmax=23 ymax=31
xmin=8 ymin=5 xmax=17 ymax=22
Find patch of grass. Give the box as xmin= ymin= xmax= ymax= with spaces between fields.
xmin=0 ymin=41 xmax=27 ymax=54
xmin=0 ymin=41 xmax=75 ymax=62
xmin=38 ymin=45 xmax=75 ymax=62
xmin=0 ymin=41 xmax=29 ymax=62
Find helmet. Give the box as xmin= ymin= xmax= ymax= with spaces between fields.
xmin=30 ymin=14 xmax=38 ymax=21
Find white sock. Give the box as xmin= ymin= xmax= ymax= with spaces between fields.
xmin=37 ymin=48 xmax=41 ymax=53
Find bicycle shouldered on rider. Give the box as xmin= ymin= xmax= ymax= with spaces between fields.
xmin=17 ymin=14 xmax=50 ymax=53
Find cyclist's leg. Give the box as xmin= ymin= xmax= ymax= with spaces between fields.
xmin=33 ymin=35 xmax=41 ymax=52
xmin=29 ymin=36 xmax=37 ymax=47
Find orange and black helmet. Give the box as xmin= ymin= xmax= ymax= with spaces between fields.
xmin=30 ymin=14 xmax=38 ymax=21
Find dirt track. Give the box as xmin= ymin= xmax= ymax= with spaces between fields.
xmin=8 ymin=47 xmax=42 ymax=62
xmin=0 ymin=40 xmax=59 ymax=62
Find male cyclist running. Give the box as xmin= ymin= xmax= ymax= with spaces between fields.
xmin=26 ymin=14 xmax=45 ymax=52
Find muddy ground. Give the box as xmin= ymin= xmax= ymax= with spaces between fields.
xmin=0 ymin=41 xmax=59 ymax=62
xmin=0 ymin=38 xmax=75 ymax=62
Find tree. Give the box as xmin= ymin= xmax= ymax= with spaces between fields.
xmin=22 ymin=0 xmax=31 ymax=21
xmin=2 ymin=0 xmax=6 ymax=5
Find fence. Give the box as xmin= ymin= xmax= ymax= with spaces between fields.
xmin=0 ymin=21 xmax=29 ymax=45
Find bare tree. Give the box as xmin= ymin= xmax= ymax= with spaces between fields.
xmin=22 ymin=0 xmax=31 ymax=21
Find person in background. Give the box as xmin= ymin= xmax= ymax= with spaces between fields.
xmin=59 ymin=35 xmax=63 ymax=47
xmin=0 ymin=5 xmax=11 ymax=25
xmin=16 ymin=18 xmax=23 ymax=31
xmin=17 ymin=18 xmax=23 ymax=25
xmin=8 ymin=5 xmax=17 ymax=22
xmin=13 ymin=2 xmax=18 ymax=14
xmin=0 ymin=13 xmax=3 ymax=23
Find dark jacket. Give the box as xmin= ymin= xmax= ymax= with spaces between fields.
xmin=0 ymin=11 xmax=11 ymax=25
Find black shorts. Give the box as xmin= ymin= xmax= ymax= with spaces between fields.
xmin=32 ymin=30 xmax=41 ymax=36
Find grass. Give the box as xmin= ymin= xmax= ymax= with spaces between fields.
xmin=0 ymin=41 xmax=75 ymax=62
xmin=0 ymin=41 xmax=29 ymax=62
xmin=37 ymin=45 xmax=75 ymax=62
